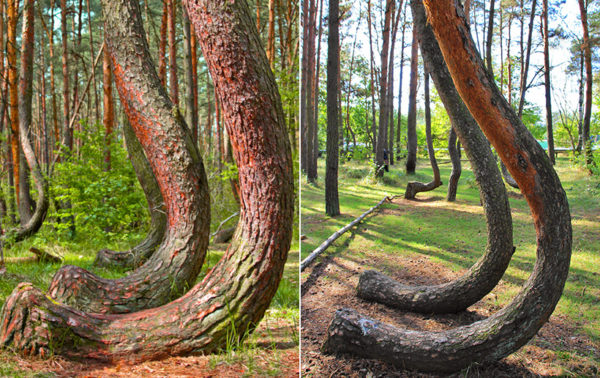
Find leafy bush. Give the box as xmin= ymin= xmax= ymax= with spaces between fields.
xmin=50 ymin=121 xmax=148 ymax=241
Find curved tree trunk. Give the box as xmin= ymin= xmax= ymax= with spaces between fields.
xmin=45 ymin=0 xmax=212 ymax=314
xmin=323 ymin=0 xmax=571 ymax=372
xmin=404 ymin=72 xmax=441 ymax=199
xmin=11 ymin=0 xmax=49 ymax=243
xmin=446 ymin=127 xmax=461 ymax=201
xmin=93 ymin=119 xmax=167 ymax=269
xmin=357 ymin=0 xmax=513 ymax=314
xmin=0 ymin=0 xmax=293 ymax=362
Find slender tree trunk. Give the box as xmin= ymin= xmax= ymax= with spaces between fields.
xmin=485 ymin=0 xmax=495 ymax=75
xmin=375 ymin=0 xmax=393 ymax=176
xmin=395 ymin=9 xmax=407 ymax=156
xmin=10 ymin=0 xmax=49 ymax=243
xmin=446 ymin=128 xmax=461 ymax=201
xmin=182 ymin=4 xmax=197 ymax=143
xmin=578 ymin=0 xmax=594 ymax=165
xmin=325 ymin=0 xmax=340 ymax=216
xmin=507 ymin=13 xmax=513 ymax=106
xmin=404 ymin=72 xmax=441 ymax=198
xmin=405 ymin=26 xmax=418 ymax=174
xmin=0 ymin=0 xmax=293 ymax=362
xmin=367 ymin=0 xmax=377 ymax=152
xmin=324 ymin=1 xmax=571 ymax=371
xmin=344 ymin=5 xmax=360 ymax=155
xmin=267 ymin=0 xmax=275 ymax=66
xmin=542 ymin=0 xmax=554 ymax=164
xmin=102 ymin=37 xmax=114 ymax=171
xmin=190 ymin=28 xmax=199 ymax=145
xmin=576 ymin=50 xmax=584 ymax=152
xmin=312 ymin=0 xmax=323 ymax=176
xmin=7 ymin=0 xmax=19 ymax=205
xmin=388 ymin=1 xmax=403 ymax=166
xmin=168 ymin=0 xmax=179 ymax=106
xmin=300 ymin=0 xmax=308 ymax=171
xmin=61 ymin=0 xmax=72 ymax=151
xmin=517 ymin=0 xmax=537 ymax=119
xmin=305 ymin=0 xmax=317 ymax=182
xmin=158 ymin=1 xmax=168 ymax=87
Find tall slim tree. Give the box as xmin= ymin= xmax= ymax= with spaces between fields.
xmin=405 ymin=26 xmax=419 ymax=174
xmin=542 ymin=0 xmax=554 ymax=164
xmin=7 ymin=0 xmax=19 ymax=205
xmin=102 ymin=37 xmax=114 ymax=171
xmin=325 ymin=0 xmax=340 ymax=216
xmin=375 ymin=0 xmax=393 ymax=176
xmin=168 ymin=0 xmax=179 ymax=106
xmin=578 ymin=0 xmax=594 ymax=165
xmin=517 ymin=0 xmax=537 ymax=119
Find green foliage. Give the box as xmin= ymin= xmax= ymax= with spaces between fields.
xmin=50 ymin=120 xmax=148 ymax=242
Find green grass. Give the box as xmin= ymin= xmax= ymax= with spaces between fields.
xmin=301 ymin=155 xmax=600 ymax=371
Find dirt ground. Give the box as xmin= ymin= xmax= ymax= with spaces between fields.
xmin=301 ymin=198 xmax=599 ymax=377
xmin=1 ymin=312 xmax=299 ymax=377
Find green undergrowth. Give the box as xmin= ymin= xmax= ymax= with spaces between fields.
xmin=301 ymin=156 xmax=600 ymax=372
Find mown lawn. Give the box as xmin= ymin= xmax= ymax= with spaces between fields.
xmin=301 ymin=155 xmax=600 ymax=375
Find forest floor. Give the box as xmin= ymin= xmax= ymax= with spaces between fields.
xmin=301 ymin=156 xmax=600 ymax=377
xmin=0 ymin=233 xmax=300 ymax=376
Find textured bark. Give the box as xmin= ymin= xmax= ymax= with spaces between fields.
xmin=93 ymin=119 xmax=167 ymax=270
xmin=405 ymin=26 xmax=419 ymax=174
xmin=395 ymin=10 xmax=407 ymax=155
xmin=46 ymin=0 xmax=211 ymax=314
xmin=404 ymin=72 xmax=441 ymax=199
xmin=446 ymin=127 xmax=461 ymax=201
xmin=182 ymin=5 xmax=198 ymax=143
xmin=541 ymin=0 xmax=554 ymax=164
xmin=267 ymin=0 xmax=275 ymax=66
xmin=305 ymin=0 xmax=317 ymax=182
xmin=367 ymin=0 xmax=377 ymax=151
xmin=158 ymin=1 xmax=167 ymax=87
xmin=324 ymin=0 xmax=571 ymax=372
xmin=356 ymin=0 xmax=513 ymax=315
xmin=11 ymin=0 xmax=49 ymax=242
xmin=61 ymin=0 xmax=72 ymax=152
xmin=300 ymin=0 xmax=308 ymax=171
xmin=0 ymin=0 xmax=293 ymax=362
xmin=485 ymin=0 xmax=495 ymax=75
xmin=325 ymin=0 xmax=340 ymax=217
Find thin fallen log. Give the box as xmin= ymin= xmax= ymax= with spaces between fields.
xmin=301 ymin=195 xmax=397 ymax=271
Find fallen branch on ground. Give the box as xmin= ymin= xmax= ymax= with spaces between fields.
xmin=300 ymin=195 xmax=399 ymax=271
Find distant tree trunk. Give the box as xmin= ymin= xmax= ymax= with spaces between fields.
xmin=576 ymin=51 xmax=584 ymax=152
xmin=324 ymin=1 xmax=571 ymax=372
xmin=446 ymin=128 xmax=461 ymax=201
xmin=190 ymin=28 xmax=199 ymax=144
xmin=256 ymin=0 xmax=260 ymax=30
xmin=344 ymin=4 xmax=360 ymax=155
xmin=405 ymin=26 xmax=418 ymax=174
xmin=367 ymin=0 xmax=377 ymax=152
xmin=485 ymin=0 xmax=495 ymax=75
xmin=325 ymin=0 xmax=340 ymax=216
xmin=300 ymin=0 xmax=308 ymax=171
xmin=267 ymin=0 xmax=275 ymax=66
xmin=10 ymin=0 xmax=49 ymax=242
xmin=102 ymin=38 xmax=114 ymax=171
xmin=7 ymin=0 xmax=19 ymax=205
xmin=305 ymin=0 xmax=317 ymax=183
xmin=0 ymin=0 xmax=293 ymax=361
xmin=168 ymin=0 xmax=179 ymax=106
xmin=312 ymin=0 xmax=323 ymax=174
xmin=86 ymin=0 xmax=100 ymax=123
xmin=358 ymin=0 xmax=512 ymax=315
xmin=61 ymin=0 xmax=72 ymax=152
xmin=542 ymin=0 xmax=554 ymax=164
xmin=517 ymin=0 xmax=537 ymax=119
xmin=395 ymin=9 xmax=407 ymax=157
xmin=506 ymin=13 xmax=513 ymax=106
xmin=182 ymin=4 xmax=198 ymax=143
xmin=158 ymin=1 xmax=168 ymax=86
xmin=388 ymin=1 xmax=403 ymax=166
xmin=94 ymin=120 xmax=167 ymax=270
xmin=578 ymin=0 xmax=594 ymax=166
xmin=404 ymin=72 xmax=441 ymax=198
xmin=206 ymin=72 xmax=213 ymax=152
xmin=375 ymin=0 xmax=393 ymax=177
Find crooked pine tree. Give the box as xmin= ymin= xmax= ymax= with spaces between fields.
xmin=356 ymin=0 xmax=514 ymax=315
xmin=0 ymin=0 xmax=293 ymax=361
xmin=323 ymin=0 xmax=571 ymax=372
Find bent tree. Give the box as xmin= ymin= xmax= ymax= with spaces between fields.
xmin=46 ymin=0 xmax=212 ymax=313
xmin=323 ymin=0 xmax=571 ymax=372
xmin=356 ymin=0 xmax=513 ymax=315
xmin=0 ymin=0 xmax=293 ymax=362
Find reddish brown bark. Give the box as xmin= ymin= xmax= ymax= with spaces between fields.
xmin=578 ymin=0 xmax=593 ymax=165
xmin=7 ymin=0 xmax=19 ymax=203
xmin=267 ymin=0 xmax=275 ymax=66
xmin=375 ymin=0 xmax=393 ymax=176
xmin=167 ymin=0 xmax=178 ymax=106
xmin=102 ymin=37 xmax=114 ymax=171
xmin=61 ymin=0 xmax=71 ymax=152
xmin=405 ymin=26 xmax=419 ymax=174
xmin=323 ymin=0 xmax=571 ymax=371
xmin=158 ymin=1 xmax=167 ymax=87
xmin=46 ymin=1 xmax=212 ymax=314
xmin=0 ymin=0 xmax=293 ymax=362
